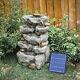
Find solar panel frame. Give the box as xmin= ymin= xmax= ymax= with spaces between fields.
xmin=49 ymin=51 xmax=67 ymax=74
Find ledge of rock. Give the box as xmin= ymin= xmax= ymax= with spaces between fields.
xmin=20 ymin=25 xmax=34 ymax=34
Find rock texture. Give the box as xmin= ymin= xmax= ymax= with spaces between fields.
xmin=17 ymin=14 xmax=50 ymax=69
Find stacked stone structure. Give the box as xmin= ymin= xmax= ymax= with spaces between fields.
xmin=17 ymin=14 xmax=49 ymax=69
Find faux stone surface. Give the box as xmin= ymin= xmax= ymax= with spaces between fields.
xmin=17 ymin=51 xmax=35 ymax=63
xmin=18 ymin=41 xmax=33 ymax=51
xmin=36 ymin=25 xmax=49 ymax=33
xmin=23 ymin=33 xmax=48 ymax=45
xmin=35 ymin=54 xmax=46 ymax=69
xmin=33 ymin=46 xmax=47 ymax=54
xmin=17 ymin=14 xmax=49 ymax=69
xmin=22 ymin=14 xmax=48 ymax=25
xmin=40 ymin=32 xmax=48 ymax=42
xmin=23 ymin=34 xmax=40 ymax=45
xmin=20 ymin=25 xmax=34 ymax=34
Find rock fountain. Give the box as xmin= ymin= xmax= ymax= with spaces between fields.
xmin=17 ymin=14 xmax=50 ymax=69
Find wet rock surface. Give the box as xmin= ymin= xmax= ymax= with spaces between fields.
xmin=17 ymin=14 xmax=50 ymax=69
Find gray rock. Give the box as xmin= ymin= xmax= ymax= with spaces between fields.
xmin=25 ymin=22 xmax=35 ymax=28
xmin=23 ymin=34 xmax=41 ymax=45
xmin=33 ymin=46 xmax=47 ymax=54
xmin=22 ymin=15 xmax=32 ymax=22
xmin=28 ymin=18 xmax=41 ymax=24
xmin=35 ymin=54 xmax=45 ymax=69
xmin=40 ymin=16 xmax=48 ymax=23
xmin=40 ymin=32 xmax=48 ymax=42
xmin=20 ymin=25 xmax=34 ymax=34
xmin=35 ymin=25 xmax=49 ymax=33
xmin=22 ymin=15 xmax=41 ymax=24
xmin=18 ymin=41 xmax=33 ymax=51
xmin=22 ymin=15 xmax=49 ymax=25
xmin=17 ymin=51 xmax=35 ymax=63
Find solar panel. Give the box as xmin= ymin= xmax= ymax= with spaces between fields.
xmin=49 ymin=52 xmax=67 ymax=74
